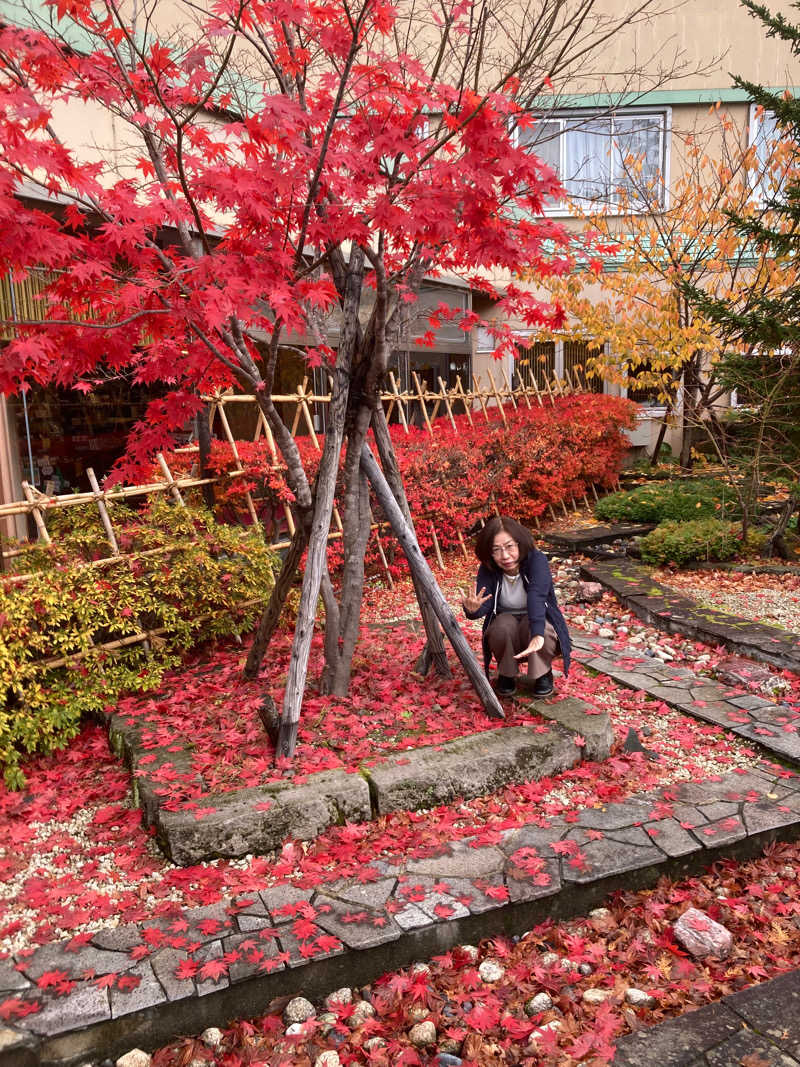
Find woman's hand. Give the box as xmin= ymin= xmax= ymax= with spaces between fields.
xmin=460 ymin=586 xmax=492 ymax=614
xmin=514 ymin=635 xmax=545 ymax=659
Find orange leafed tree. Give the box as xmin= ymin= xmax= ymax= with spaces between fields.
xmin=527 ymin=109 xmax=800 ymax=468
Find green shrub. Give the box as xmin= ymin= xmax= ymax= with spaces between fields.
xmin=639 ymin=518 xmax=741 ymax=565
xmin=596 ymin=478 xmax=739 ymax=524
xmin=0 ymin=501 xmax=277 ymax=788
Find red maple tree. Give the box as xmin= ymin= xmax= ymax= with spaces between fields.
xmin=0 ymin=0 xmax=647 ymax=754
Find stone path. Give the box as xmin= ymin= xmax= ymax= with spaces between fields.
xmin=3 ymin=759 xmax=800 ymax=1066
xmin=581 ymin=557 xmax=800 ymax=673
xmin=613 ymin=967 xmax=800 ymax=1066
xmin=571 ymin=632 xmax=800 ymax=765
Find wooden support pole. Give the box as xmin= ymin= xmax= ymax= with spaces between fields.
xmin=217 ymin=400 xmax=261 ymax=529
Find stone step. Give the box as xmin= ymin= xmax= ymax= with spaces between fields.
xmin=543 ymin=524 xmax=656 ymax=552
xmin=4 ymin=763 xmax=800 ymax=1066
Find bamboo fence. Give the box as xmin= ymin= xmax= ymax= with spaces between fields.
xmin=1 ymin=363 xmax=614 ymax=668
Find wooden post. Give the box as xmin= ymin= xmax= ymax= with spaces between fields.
xmin=456 ymin=529 xmax=469 ymax=560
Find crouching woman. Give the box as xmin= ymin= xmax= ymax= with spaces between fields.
xmin=460 ymin=516 xmax=571 ymax=697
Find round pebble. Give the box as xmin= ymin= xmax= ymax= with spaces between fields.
xmin=409 ymin=1020 xmax=437 ymax=1047
xmin=349 ymin=999 xmax=376 ymax=1028
xmin=314 ymin=1052 xmax=341 ymax=1067
xmin=199 ymin=1028 xmax=223 ymax=1049
xmin=478 ymin=959 xmax=505 ymax=983
xmin=626 ymin=987 xmax=655 ymax=1007
xmin=324 ymin=987 xmax=353 ymax=1011
xmin=283 ymin=996 xmax=315 ymax=1025
xmin=582 ymin=988 xmax=613 ymax=1005
xmin=525 ymin=992 xmax=553 ymax=1016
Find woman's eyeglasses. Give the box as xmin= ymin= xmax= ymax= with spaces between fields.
xmin=491 ymin=541 xmax=518 ymax=557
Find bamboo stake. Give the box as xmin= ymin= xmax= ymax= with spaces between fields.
xmin=454 ymin=375 xmax=474 ymax=425
xmin=412 ymin=371 xmax=434 ymax=435
xmin=217 ymin=400 xmax=261 ymax=528
xmin=298 ymin=381 xmax=320 ymax=449
xmin=389 ymin=371 xmax=409 ymax=432
xmin=456 ymin=529 xmax=469 ymax=560
xmin=86 ymin=468 xmax=120 ymax=554
xmin=21 ymin=483 xmax=51 ymax=545
xmin=500 ymin=365 xmax=518 ymax=410
xmin=485 ymin=366 xmax=508 ymax=427
xmin=430 ymin=522 xmax=445 ymax=570
xmin=437 ymin=377 xmax=457 ymax=431
xmin=156 ymin=454 xmax=186 ymax=508
xmin=471 ymin=374 xmax=490 ymax=422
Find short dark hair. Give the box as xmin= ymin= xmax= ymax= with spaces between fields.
xmin=475 ymin=515 xmax=535 ymax=569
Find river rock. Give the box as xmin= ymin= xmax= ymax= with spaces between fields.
xmin=284 ymin=996 xmax=316 ymax=1025
xmin=582 ymin=988 xmax=613 ymax=1005
xmin=478 ymin=960 xmax=505 ymax=983
xmin=626 ymin=987 xmax=655 ymax=1007
xmin=116 ymin=1053 xmax=151 ymax=1067
xmin=525 ymin=992 xmax=553 ymax=1016
xmin=200 ymin=1028 xmax=223 ymax=1049
xmin=409 ymin=1021 xmax=437 ymax=1047
xmin=325 ymin=987 xmax=353 ymax=1011
xmin=673 ymin=908 xmax=732 ymax=959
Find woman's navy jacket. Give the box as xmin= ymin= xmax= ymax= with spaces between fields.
xmin=463 ymin=549 xmax=571 ymax=677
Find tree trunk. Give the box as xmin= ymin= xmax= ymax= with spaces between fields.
xmin=360 ymin=443 xmax=504 ymax=720
xmin=769 ymin=493 xmax=798 ymax=559
xmin=650 ymin=406 xmax=672 ymax=467
xmin=371 ymin=406 xmax=450 ymax=677
xmin=196 ymin=402 xmax=216 ymax=512
xmin=275 ymin=247 xmax=366 ymax=760
xmin=243 ymin=513 xmax=308 ymax=679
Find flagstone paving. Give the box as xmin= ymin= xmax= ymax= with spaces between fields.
xmin=581 ymin=557 xmax=800 ymax=673
xmin=571 ymin=632 xmax=800 ymax=765
xmin=613 ymin=967 xmax=800 ymax=1065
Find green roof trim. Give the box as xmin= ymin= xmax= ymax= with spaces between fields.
xmin=532 ymin=86 xmax=798 ymax=109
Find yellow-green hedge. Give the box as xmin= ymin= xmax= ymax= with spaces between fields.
xmin=1 ymin=501 xmax=277 ymax=788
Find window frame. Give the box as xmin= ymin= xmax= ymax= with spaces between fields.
xmin=519 ymin=106 xmax=672 ymax=216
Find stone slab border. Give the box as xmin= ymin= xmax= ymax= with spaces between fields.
xmin=3 ymin=764 xmax=800 ymax=1067
xmin=571 ymin=632 xmax=800 ymax=766
xmin=613 ymin=967 xmax=800 ymax=1065
xmin=106 ymin=696 xmax=612 ymax=865
xmin=580 ymin=557 xmax=800 ymax=674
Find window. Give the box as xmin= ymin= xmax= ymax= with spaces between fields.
xmin=749 ymin=104 xmax=783 ymax=202
xmin=520 ymin=109 xmax=669 ymax=212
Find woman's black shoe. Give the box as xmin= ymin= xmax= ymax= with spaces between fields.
xmin=532 ymin=670 xmax=554 ymax=697
xmin=497 ymin=675 xmax=516 ymax=696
